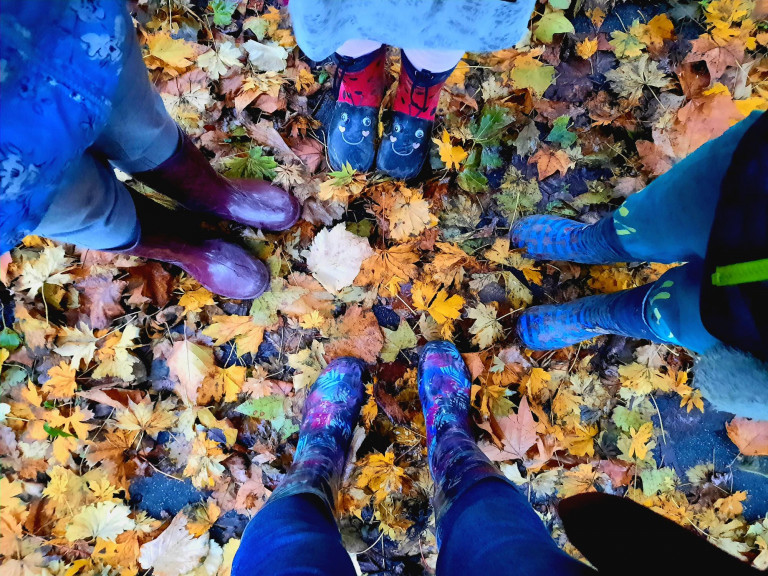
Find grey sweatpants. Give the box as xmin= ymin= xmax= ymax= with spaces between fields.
xmin=33 ymin=10 xmax=180 ymax=250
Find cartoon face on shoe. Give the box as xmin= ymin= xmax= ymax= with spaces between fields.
xmin=337 ymin=109 xmax=374 ymax=146
xmin=387 ymin=121 xmax=427 ymax=157
xmin=328 ymin=102 xmax=377 ymax=172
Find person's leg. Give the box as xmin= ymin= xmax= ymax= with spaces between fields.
xmin=93 ymin=7 xmax=300 ymax=232
xmin=232 ymin=493 xmax=356 ymax=576
xmin=375 ymin=51 xmax=458 ymax=180
xmin=232 ymin=358 xmax=365 ymax=576
xmin=510 ymin=112 xmax=764 ymax=264
xmin=516 ymin=263 xmax=723 ymax=353
xmin=418 ymin=342 xmax=593 ymax=576
xmin=326 ymin=41 xmax=388 ymax=172
xmin=438 ymin=479 xmax=595 ymax=576
xmin=401 ymin=49 xmax=464 ymax=73
xmin=92 ymin=6 xmax=180 ymax=174
xmin=336 ymin=39 xmax=383 ymax=58
xmin=32 ymin=153 xmax=139 ymax=250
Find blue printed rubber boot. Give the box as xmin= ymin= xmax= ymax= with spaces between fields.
xmin=327 ymin=47 xmax=387 ymax=172
xmin=516 ymin=283 xmax=663 ymax=350
xmin=376 ymin=52 xmax=454 ymax=181
xmin=509 ymin=214 xmax=634 ymax=263
xmin=268 ymin=357 xmax=366 ymax=511
xmin=418 ymin=341 xmax=510 ymax=541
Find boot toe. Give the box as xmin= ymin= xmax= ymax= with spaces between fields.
xmin=230 ymin=182 xmax=302 ymax=231
xmin=376 ymin=112 xmax=432 ymax=182
xmin=194 ymin=240 xmax=270 ymax=300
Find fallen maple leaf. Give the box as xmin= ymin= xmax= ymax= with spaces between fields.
xmin=387 ymin=187 xmax=437 ymax=241
xmin=467 ymin=302 xmax=503 ymax=349
xmin=304 ymin=224 xmax=373 ymax=292
xmin=325 ymin=306 xmax=383 ymax=364
xmin=203 ymin=315 xmax=265 ymax=357
xmin=412 ymin=282 xmax=465 ymax=325
xmin=726 ymin=418 xmax=768 ymax=456
xmin=529 ymin=146 xmax=572 ymax=180
xmin=76 ymin=275 xmax=127 ymax=330
xmin=139 ymin=513 xmax=209 ymax=576
xmin=42 ymin=362 xmax=77 ymax=399
xmin=167 ymin=341 xmax=215 ymax=405
xmin=576 ymin=37 xmax=599 ymax=59
xmin=65 ymin=501 xmax=135 ymax=542
xmin=484 ymin=396 xmax=538 ymax=461
xmin=432 ymin=130 xmax=468 ymax=171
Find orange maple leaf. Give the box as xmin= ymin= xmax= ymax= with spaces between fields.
xmin=529 ymin=146 xmax=572 ymax=180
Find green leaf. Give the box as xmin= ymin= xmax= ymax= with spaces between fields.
xmin=508 ymin=63 xmax=556 ymax=97
xmin=0 ymin=328 xmax=21 ymax=351
xmin=612 ymin=405 xmax=649 ymax=433
xmin=380 ymin=322 xmax=417 ymax=362
xmin=640 ymin=467 xmax=678 ymax=496
xmin=497 ymin=166 xmax=542 ymax=218
xmin=480 ymin=146 xmax=504 ymax=170
xmin=534 ymin=11 xmax=575 ymax=43
xmin=211 ymin=0 xmax=238 ymax=26
xmin=44 ymin=422 xmax=74 ymax=438
xmin=224 ymin=146 xmax=278 ymax=180
xmin=236 ymin=395 xmax=285 ymax=420
xmin=546 ymin=115 xmax=577 ymax=148
xmin=470 ymin=106 xmax=514 ymax=146
xmin=457 ymin=169 xmax=488 ymax=194
xmin=347 ymin=220 xmax=373 ymax=238
xmin=243 ymin=17 xmax=269 ymax=40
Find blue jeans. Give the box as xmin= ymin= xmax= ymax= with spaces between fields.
xmin=31 ymin=8 xmax=179 ymax=251
xmin=613 ymin=112 xmax=764 ymax=353
xmin=233 ymin=479 xmax=594 ymax=576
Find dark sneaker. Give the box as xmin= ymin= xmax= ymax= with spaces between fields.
xmin=327 ymin=47 xmax=387 ymax=172
xmin=376 ymin=52 xmax=454 ymax=181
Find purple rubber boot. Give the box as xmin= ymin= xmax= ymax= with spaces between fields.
xmin=268 ymin=357 xmax=366 ymax=512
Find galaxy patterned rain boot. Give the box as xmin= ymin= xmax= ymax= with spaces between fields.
xmin=516 ymin=283 xmax=663 ymax=350
xmin=327 ymin=46 xmax=388 ymax=172
xmin=268 ymin=357 xmax=366 ymax=512
xmin=376 ymin=52 xmax=454 ymax=181
xmin=509 ymin=214 xmax=634 ymax=264
xmin=418 ymin=341 xmax=510 ymax=541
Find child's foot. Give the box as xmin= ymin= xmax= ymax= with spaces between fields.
xmin=418 ymin=342 xmax=503 ymax=522
xmin=516 ymin=284 xmax=660 ymax=350
xmin=509 ymin=214 xmax=632 ymax=264
xmin=376 ymin=52 xmax=454 ymax=181
xmin=269 ymin=357 xmax=366 ymax=510
xmin=327 ymin=47 xmax=387 ymax=173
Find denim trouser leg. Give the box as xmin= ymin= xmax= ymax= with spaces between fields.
xmin=91 ymin=4 xmax=180 ymax=174
xmin=232 ymin=494 xmax=357 ymax=576
xmin=32 ymin=153 xmax=139 ymax=250
xmin=33 ymin=6 xmax=181 ymax=250
xmin=436 ymin=478 xmax=596 ymax=576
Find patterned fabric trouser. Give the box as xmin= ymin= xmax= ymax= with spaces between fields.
xmin=32 ymin=14 xmax=179 ymax=251
xmin=612 ymin=113 xmax=763 ymax=353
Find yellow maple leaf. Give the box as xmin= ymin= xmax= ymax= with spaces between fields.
xmin=178 ymin=288 xmax=215 ymax=315
xmin=388 ymin=187 xmax=437 ymax=241
xmin=432 ymin=130 xmax=468 ymax=171
xmin=628 ymin=422 xmax=654 ymax=459
xmin=146 ymin=32 xmax=199 ymax=69
xmin=412 ymin=282 xmax=465 ymax=325
xmin=520 ymin=367 xmax=551 ymax=400
xmin=576 ymin=37 xmax=599 ymax=59
xmin=356 ymin=243 xmax=420 ymax=296
xmin=93 ymin=325 xmax=141 ymax=382
xmin=467 ymin=302 xmax=503 ymax=349
xmin=47 ymin=406 xmax=94 ymax=440
xmin=355 ymin=451 xmax=407 ymax=504
xmin=427 ymin=242 xmax=476 ymax=288
xmin=558 ymin=463 xmax=606 ymax=498
xmin=299 ymin=310 xmax=325 ymax=330
xmin=183 ymin=433 xmax=226 ymax=488
xmin=200 ymin=366 xmax=246 ymax=404
xmin=202 ymin=315 xmax=265 ymax=357
xmin=167 ymin=341 xmax=215 ymax=406
xmin=187 ymin=499 xmax=221 ymax=537
xmin=619 ymin=362 xmax=675 ymax=396
xmin=445 ymin=58 xmax=469 ymax=88
xmin=642 ymin=14 xmax=675 ymax=48
xmin=714 ymin=491 xmax=747 ymax=520
xmin=566 ymin=424 xmax=599 ymax=457
xmin=43 ymin=361 xmax=77 ymax=399
xmin=115 ymin=396 xmax=176 ymax=438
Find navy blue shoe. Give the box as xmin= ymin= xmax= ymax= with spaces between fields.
xmin=376 ymin=52 xmax=454 ymax=181
xmin=516 ymin=284 xmax=662 ymax=350
xmin=327 ymin=47 xmax=387 ymax=172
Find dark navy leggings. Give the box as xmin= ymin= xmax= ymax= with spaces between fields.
xmin=232 ymin=479 xmax=595 ymax=575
